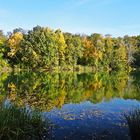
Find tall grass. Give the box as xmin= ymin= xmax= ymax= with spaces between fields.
xmin=0 ymin=104 xmax=49 ymax=140
xmin=124 ymin=108 xmax=140 ymax=140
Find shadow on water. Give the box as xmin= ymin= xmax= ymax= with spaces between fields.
xmin=0 ymin=70 xmax=140 ymax=139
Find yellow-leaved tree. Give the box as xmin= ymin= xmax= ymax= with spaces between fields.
xmin=55 ymin=29 xmax=67 ymax=66
xmin=7 ymin=32 xmax=23 ymax=57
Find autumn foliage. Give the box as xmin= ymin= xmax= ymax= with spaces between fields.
xmin=0 ymin=26 xmax=140 ymax=70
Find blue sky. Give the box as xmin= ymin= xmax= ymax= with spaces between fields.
xmin=0 ymin=0 xmax=140 ymax=36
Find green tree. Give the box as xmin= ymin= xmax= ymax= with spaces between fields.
xmin=111 ymin=38 xmax=128 ymax=70
xmin=0 ymin=31 xmax=9 ymax=69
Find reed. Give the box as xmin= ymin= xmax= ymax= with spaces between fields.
xmin=0 ymin=104 xmax=49 ymax=140
xmin=124 ymin=108 xmax=140 ymax=140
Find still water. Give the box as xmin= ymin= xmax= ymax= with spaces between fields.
xmin=0 ymin=71 xmax=140 ymax=139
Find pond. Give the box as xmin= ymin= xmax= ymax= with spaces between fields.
xmin=0 ymin=71 xmax=140 ymax=140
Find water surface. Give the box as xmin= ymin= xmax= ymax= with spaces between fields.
xmin=0 ymin=71 xmax=140 ymax=139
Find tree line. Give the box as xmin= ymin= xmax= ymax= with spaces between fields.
xmin=0 ymin=25 xmax=140 ymax=71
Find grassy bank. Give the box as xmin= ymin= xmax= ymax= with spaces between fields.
xmin=0 ymin=104 xmax=49 ymax=140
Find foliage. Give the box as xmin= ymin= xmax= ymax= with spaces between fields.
xmin=7 ymin=32 xmax=23 ymax=57
xmin=64 ymin=33 xmax=83 ymax=67
xmin=82 ymin=36 xmax=97 ymax=67
xmin=5 ymin=32 xmax=23 ymax=67
xmin=18 ymin=26 xmax=66 ymax=68
xmin=133 ymin=48 xmax=140 ymax=67
xmin=0 ymin=26 xmax=140 ymax=70
xmin=0 ymin=30 xmax=9 ymax=70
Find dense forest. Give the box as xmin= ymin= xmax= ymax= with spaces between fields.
xmin=1 ymin=25 xmax=140 ymax=71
